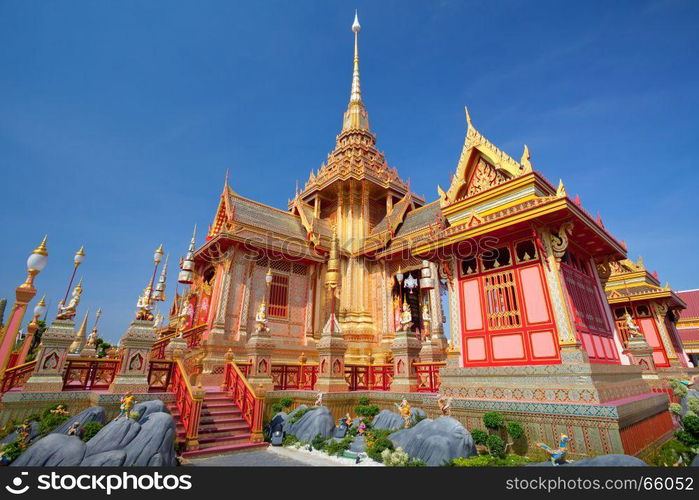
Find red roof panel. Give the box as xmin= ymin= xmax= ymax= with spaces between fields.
xmin=677 ymin=290 xmax=699 ymax=319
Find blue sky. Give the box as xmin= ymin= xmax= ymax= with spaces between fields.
xmin=1 ymin=0 xmax=698 ymax=343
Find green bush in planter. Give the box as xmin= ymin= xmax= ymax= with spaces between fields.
xmin=486 ymin=434 xmax=505 ymax=458
xmin=471 ymin=428 xmax=488 ymax=446
xmin=506 ymin=421 xmax=525 ymax=440
xmin=483 ymin=411 xmax=504 ymax=431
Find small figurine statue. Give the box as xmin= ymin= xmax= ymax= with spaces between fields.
xmin=399 ymin=303 xmax=413 ymax=332
xmin=437 ymin=394 xmax=452 ymax=416
xmin=624 ymin=312 xmax=642 ymax=338
xmin=154 ymin=313 xmax=163 ymax=329
xmin=67 ymin=421 xmax=81 ymax=437
xmin=314 ymin=391 xmax=323 ymax=407
xmin=537 ymin=434 xmax=570 ymax=466
xmin=345 ymin=413 xmax=353 ymax=427
xmin=357 ymin=421 xmax=367 ymax=436
xmin=421 ymin=302 xmax=431 ymax=341
xmin=56 ymin=281 xmax=83 ymax=320
xmin=395 ymin=399 xmax=412 ymax=428
xmin=15 ymin=421 xmax=32 ymax=449
xmin=255 ymin=302 xmax=269 ymax=333
xmin=115 ymin=392 xmax=136 ymax=420
xmin=50 ymin=404 xmax=69 ymax=417
xmin=136 ymin=286 xmax=155 ymax=321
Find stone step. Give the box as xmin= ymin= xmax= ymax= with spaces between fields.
xmin=197 ymin=433 xmax=253 ymax=449
xmin=180 ymin=442 xmax=268 ymax=459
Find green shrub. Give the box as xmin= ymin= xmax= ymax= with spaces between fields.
xmin=282 ymin=434 xmax=298 ymax=447
xmin=271 ymin=403 xmax=283 ymax=413
xmin=674 ymin=430 xmax=697 ymax=448
xmin=366 ymin=429 xmax=394 ymax=462
xmin=486 ymin=434 xmax=505 ymax=458
xmin=669 ymin=403 xmax=683 ymax=415
xmin=358 ymin=397 xmax=370 ymax=406
xmin=507 ymin=421 xmax=525 ymax=440
xmin=354 ymin=404 xmax=380 ymax=418
xmin=39 ymin=413 xmax=69 ymax=435
xmin=682 ymin=414 xmax=699 ymax=437
xmin=471 ymin=428 xmax=488 ymax=446
xmin=81 ymin=422 xmax=103 ymax=442
xmin=129 ymin=411 xmax=140 ymax=421
xmin=381 ymin=447 xmax=410 ymax=466
xmin=650 ymin=439 xmax=694 ymax=466
xmin=687 ymin=397 xmax=699 ymax=414
xmin=483 ymin=411 xmax=504 ymax=431
xmin=0 ymin=440 xmax=24 ymax=463
xmin=325 ymin=436 xmax=353 ymax=456
xmin=686 ymin=411 xmax=698 ymax=418
xmin=279 ymin=397 xmax=293 ymax=410
xmin=311 ymin=434 xmax=328 ymax=451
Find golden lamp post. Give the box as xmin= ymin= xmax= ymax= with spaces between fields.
xmin=0 ymin=236 xmax=49 ymax=378
xmin=16 ymin=295 xmax=47 ymax=365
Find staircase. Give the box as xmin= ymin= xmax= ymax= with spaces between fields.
xmin=169 ymin=388 xmax=268 ymax=458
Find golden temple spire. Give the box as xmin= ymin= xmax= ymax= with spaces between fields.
xmin=342 ymin=10 xmax=370 ymax=131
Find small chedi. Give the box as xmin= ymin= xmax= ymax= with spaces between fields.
xmin=0 ymin=11 xmax=697 ymax=468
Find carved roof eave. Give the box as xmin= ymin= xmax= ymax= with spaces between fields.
xmin=194 ymin=230 xmax=325 ymax=264
xmin=412 ymin=196 xmax=626 ymax=262
xmin=440 ymin=120 xmax=530 ymax=206
xmin=606 ymin=287 xmax=687 ymax=309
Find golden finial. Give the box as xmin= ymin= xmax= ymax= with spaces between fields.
xmin=34 ymin=235 xmax=49 ymax=256
xmin=350 ymin=10 xmax=362 ymax=104
xmin=520 ymin=145 xmax=533 ymax=172
xmin=76 ymin=246 xmax=85 ymax=257
xmin=637 ymin=255 xmax=644 ymax=269
xmin=464 ymin=106 xmax=473 ymax=129
xmin=37 ymin=294 xmax=46 ymax=307
xmin=556 ymin=179 xmax=567 ymax=197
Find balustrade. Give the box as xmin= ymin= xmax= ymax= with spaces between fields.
xmin=171 ymin=359 xmax=203 ymax=448
xmin=271 ymin=363 xmax=318 ymax=390
xmin=223 ymin=361 xmax=264 ymax=441
xmin=1 ymin=360 xmax=36 ymax=393
xmin=62 ymin=358 xmax=120 ymax=391
xmin=414 ymin=361 xmax=445 ymax=393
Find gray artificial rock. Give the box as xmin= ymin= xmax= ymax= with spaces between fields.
xmin=79 ymin=450 xmax=127 ymax=466
xmin=389 ymin=417 xmax=476 ymax=466
xmin=52 ymin=406 xmax=105 ymax=435
xmin=122 ymin=412 xmax=177 ymax=466
xmin=283 ymin=406 xmax=334 ymax=442
xmin=371 ymin=410 xmax=404 ymax=431
xmin=691 ymin=454 xmax=699 ymax=467
xmin=371 ymin=407 xmax=427 ymax=431
xmin=85 ymin=417 xmax=142 ymax=457
xmin=133 ymin=399 xmax=168 ymax=423
xmin=11 ymin=434 xmax=86 ymax=467
xmin=1 ymin=421 xmax=40 ymax=445
xmin=281 ymin=405 xmax=307 ymax=434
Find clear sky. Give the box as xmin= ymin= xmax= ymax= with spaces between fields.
xmin=1 ymin=0 xmax=698 ymax=343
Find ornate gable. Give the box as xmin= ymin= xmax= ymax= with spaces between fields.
xmin=439 ymin=107 xmax=531 ymax=205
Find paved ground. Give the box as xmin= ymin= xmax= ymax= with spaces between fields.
xmin=185 ymin=449 xmax=308 ymax=467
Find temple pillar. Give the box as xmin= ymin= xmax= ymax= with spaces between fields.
xmin=624 ymin=334 xmax=659 ymax=380
xmin=391 ymin=328 xmax=421 ymax=392
xmin=419 ymin=261 xmax=447 ymax=362
xmin=24 ymin=320 xmax=75 ymax=392
xmin=109 ymin=319 xmax=157 ymax=394
xmin=203 ymin=259 xmax=236 ymax=378
xmin=315 ymin=312 xmax=348 ymax=392
xmin=245 ymin=309 xmax=275 ymax=393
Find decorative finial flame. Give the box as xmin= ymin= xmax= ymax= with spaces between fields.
xmin=352 ymin=10 xmax=361 ymax=33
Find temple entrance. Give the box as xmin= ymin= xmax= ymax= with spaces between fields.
xmin=392 ymin=270 xmax=427 ymax=339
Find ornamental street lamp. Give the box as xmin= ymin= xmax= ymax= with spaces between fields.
xmin=16 ymin=295 xmax=46 ymax=365
xmin=0 ymin=236 xmax=48 ymax=377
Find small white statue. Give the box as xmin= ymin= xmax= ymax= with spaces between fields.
xmin=255 ymin=302 xmax=269 ymax=333
xmin=624 ymin=312 xmax=642 ymax=338
xmin=399 ymin=303 xmax=413 ymax=332
xmin=314 ymin=391 xmax=323 ymax=407
xmin=57 ymin=281 xmax=83 ymax=320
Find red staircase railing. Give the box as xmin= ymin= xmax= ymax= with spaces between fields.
xmin=414 ymin=361 xmax=445 ymax=393
xmin=1 ymin=360 xmax=37 ymax=393
xmin=223 ymin=361 xmax=264 ymax=441
xmin=271 ymin=363 xmax=318 ymax=390
xmin=62 ymin=358 xmax=120 ymax=391
xmin=171 ymin=359 xmax=204 ymax=448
